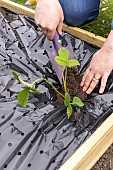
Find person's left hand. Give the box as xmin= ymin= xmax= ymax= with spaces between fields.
xmin=80 ymin=43 xmax=113 ymax=94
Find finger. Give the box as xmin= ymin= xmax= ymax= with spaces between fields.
xmin=42 ymin=29 xmax=48 ymax=36
xmin=57 ymin=21 xmax=63 ymax=35
xmin=94 ymin=73 xmax=101 ymax=80
xmin=82 ymin=72 xmax=94 ymax=92
xmin=99 ymin=73 xmax=109 ymax=94
xmin=80 ymin=68 xmax=90 ymax=87
xmin=46 ymin=29 xmax=56 ymax=40
xmin=86 ymin=75 xmax=101 ymax=94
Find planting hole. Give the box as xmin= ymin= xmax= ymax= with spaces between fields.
xmin=63 ymin=147 xmax=67 ymax=150
xmin=4 ymin=165 xmax=7 ymax=168
xmin=53 ymin=123 xmax=56 ymax=126
xmin=63 ymin=130 xmax=66 ymax=133
xmin=8 ymin=143 xmax=12 ymax=147
xmin=34 ymin=108 xmax=36 ymax=111
xmin=40 ymin=150 xmax=43 ymax=154
xmin=28 ymin=163 xmax=31 ymax=167
xmin=10 ymin=123 xmax=14 ymax=126
xmin=13 ymin=107 xmax=16 ymax=110
xmin=18 ymin=152 xmax=21 ymax=155
xmin=51 ymin=160 xmax=55 ymax=164
xmin=44 ymin=101 xmax=47 ymax=104
xmin=21 ymin=132 xmax=24 ymax=136
xmin=52 ymin=139 xmax=55 ymax=143
xmin=31 ymin=140 xmax=34 ymax=144
xmin=1 ymin=115 xmax=5 ymax=119
xmin=32 ymin=121 xmax=35 ymax=125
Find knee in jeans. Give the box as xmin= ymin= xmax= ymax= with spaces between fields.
xmin=64 ymin=12 xmax=86 ymax=27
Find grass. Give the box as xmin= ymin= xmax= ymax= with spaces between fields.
xmin=11 ymin=0 xmax=113 ymax=38
xmin=81 ymin=0 xmax=113 ymax=38
xmin=11 ymin=0 xmax=26 ymax=6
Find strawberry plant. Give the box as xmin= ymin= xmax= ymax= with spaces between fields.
xmin=13 ymin=41 xmax=84 ymax=119
xmin=55 ymin=41 xmax=84 ymax=118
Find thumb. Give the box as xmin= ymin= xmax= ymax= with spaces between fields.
xmin=57 ymin=21 xmax=63 ymax=35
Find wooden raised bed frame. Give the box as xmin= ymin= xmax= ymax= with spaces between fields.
xmin=0 ymin=1 xmax=113 ymax=169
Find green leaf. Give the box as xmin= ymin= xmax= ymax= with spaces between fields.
xmin=67 ymin=60 xmax=80 ymax=67
xmin=72 ymin=97 xmax=84 ymax=107
xmin=17 ymin=87 xmax=30 ymax=107
xmin=64 ymin=92 xmax=70 ymax=106
xmin=58 ymin=48 xmax=70 ymax=59
xmin=12 ymin=71 xmax=31 ymax=87
xmin=12 ymin=71 xmax=21 ymax=82
xmin=67 ymin=104 xmax=72 ymax=119
xmin=55 ymin=56 xmax=67 ymax=66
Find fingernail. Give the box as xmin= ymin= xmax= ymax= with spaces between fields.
xmin=99 ymin=90 xmax=103 ymax=94
xmin=83 ymin=88 xmax=86 ymax=92
xmin=86 ymin=90 xmax=90 ymax=94
xmin=80 ymin=83 xmax=83 ymax=86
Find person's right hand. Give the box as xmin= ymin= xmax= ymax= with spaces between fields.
xmin=35 ymin=0 xmax=64 ymax=40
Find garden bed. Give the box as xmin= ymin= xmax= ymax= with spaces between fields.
xmin=0 ymin=1 xmax=113 ymax=170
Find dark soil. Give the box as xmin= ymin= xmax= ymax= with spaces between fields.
xmin=56 ymin=67 xmax=87 ymax=103
xmin=66 ymin=67 xmax=87 ymax=100
xmin=91 ymin=144 xmax=113 ymax=170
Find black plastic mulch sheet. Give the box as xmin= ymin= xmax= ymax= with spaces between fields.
xmin=0 ymin=7 xmax=113 ymax=170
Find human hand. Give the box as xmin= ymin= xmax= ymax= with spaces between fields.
xmin=81 ymin=31 xmax=113 ymax=94
xmin=35 ymin=0 xmax=64 ymax=40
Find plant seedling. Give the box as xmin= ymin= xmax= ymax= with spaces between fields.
xmin=12 ymin=41 xmax=84 ymax=119
xmin=55 ymin=42 xmax=84 ymax=119
xmin=12 ymin=71 xmax=64 ymax=107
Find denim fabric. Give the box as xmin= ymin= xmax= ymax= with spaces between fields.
xmin=111 ymin=20 xmax=113 ymax=30
xmin=59 ymin=0 xmax=100 ymax=26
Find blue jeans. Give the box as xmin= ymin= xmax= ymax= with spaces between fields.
xmin=59 ymin=0 xmax=100 ymax=26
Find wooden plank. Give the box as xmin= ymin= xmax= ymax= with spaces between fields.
xmin=0 ymin=1 xmax=112 ymax=170
xmin=0 ymin=0 xmax=106 ymax=48
xmin=59 ymin=113 xmax=113 ymax=170
xmin=0 ymin=0 xmax=35 ymax=18
xmin=63 ymin=24 xmax=106 ymax=48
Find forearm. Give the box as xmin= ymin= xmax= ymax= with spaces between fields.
xmin=101 ymin=30 xmax=113 ymax=52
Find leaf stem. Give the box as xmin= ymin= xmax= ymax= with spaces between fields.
xmin=62 ymin=67 xmax=66 ymax=92
xmin=31 ymin=78 xmax=65 ymax=98
xmin=64 ymin=66 xmax=67 ymax=92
